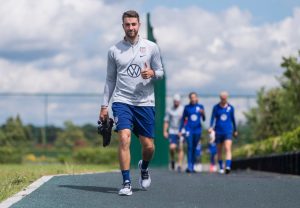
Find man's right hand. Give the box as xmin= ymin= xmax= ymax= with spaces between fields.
xmin=208 ymin=128 xmax=213 ymax=133
xmin=99 ymin=107 xmax=108 ymax=121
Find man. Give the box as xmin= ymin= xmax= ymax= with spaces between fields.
xmin=179 ymin=92 xmax=205 ymax=173
xmin=99 ymin=10 xmax=164 ymax=196
xmin=209 ymin=91 xmax=238 ymax=174
xmin=163 ymin=94 xmax=184 ymax=172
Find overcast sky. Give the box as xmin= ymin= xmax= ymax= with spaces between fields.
xmin=0 ymin=0 xmax=300 ymax=125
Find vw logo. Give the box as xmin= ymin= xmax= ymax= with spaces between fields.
xmin=127 ymin=64 xmax=141 ymax=78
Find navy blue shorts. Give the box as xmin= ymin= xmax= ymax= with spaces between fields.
xmin=112 ymin=102 xmax=155 ymax=139
xmin=215 ymin=133 xmax=232 ymax=144
xmin=169 ymin=134 xmax=180 ymax=145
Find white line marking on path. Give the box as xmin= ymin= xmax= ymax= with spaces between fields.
xmin=0 ymin=175 xmax=53 ymax=208
xmin=0 ymin=170 xmax=119 ymax=208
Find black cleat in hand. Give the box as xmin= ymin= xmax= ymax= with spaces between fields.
xmin=97 ymin=118 xmax=114 ymax=147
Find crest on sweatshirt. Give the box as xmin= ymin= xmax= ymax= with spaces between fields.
xmin=221 ymin=114 xmax=228 ymax=121
xmin=140 ymin=47 xmax=146 ymax=54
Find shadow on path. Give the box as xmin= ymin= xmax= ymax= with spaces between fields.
xmin=58 ymin=185 xmax=142 ymax=194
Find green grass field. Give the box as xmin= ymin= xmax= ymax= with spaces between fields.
xmin=0 ymin=163 xmax=118 ymax=202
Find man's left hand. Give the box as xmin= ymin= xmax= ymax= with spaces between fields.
xmin=141 ymin=63 xmax=154 ymax=79
xmin=233 ymin=131 xmax=238 ymax=138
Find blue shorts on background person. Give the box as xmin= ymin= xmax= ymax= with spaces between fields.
xmin=169 ymin=134 xmax=180 ymax=145
xmin=215 ymin=133 xmax=232 ymax=144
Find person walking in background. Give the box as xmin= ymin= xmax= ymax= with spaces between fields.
xmin=209 ymin=91 xmax=238 ymax=174
xmin=164 ymin=94 xmax=184 ymax=172
xmin=99 ymin=10 xmax=164 ymax=196
xmin=179 ymin=92 xmax=205 ymax=173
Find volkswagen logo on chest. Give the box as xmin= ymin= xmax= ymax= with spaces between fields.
xmin=127 ymin=64 xmax=141 ymax=78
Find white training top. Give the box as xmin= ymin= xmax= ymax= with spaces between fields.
xmin=164 ymin=105 xmax=184 ymax=134
xmin=102 ymin=36 xmax=164 ymax=107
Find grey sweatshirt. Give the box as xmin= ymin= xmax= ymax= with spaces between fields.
xmin=164 ymin=105 xmax=184 ymax=134
xmin=102 ymin=37 xmax=164 ymax=107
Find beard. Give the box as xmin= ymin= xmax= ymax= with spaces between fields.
xmin=126 ymin=29 xmax=138 ymax=39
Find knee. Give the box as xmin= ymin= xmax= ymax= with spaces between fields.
xmin=170 ymin=144 xmax=176 ymax=151
xmin=119 ymin=135 xmax=130 ymax=150
xmin=119 ymin=141 xmax=130 ymax=151
xmin=225 ymin=148 xmax=231 ymax=154
xmin=224 ymin=145 xmax=231 ymax=152
xmin=144 ymin=143 xmax=155 ymax=153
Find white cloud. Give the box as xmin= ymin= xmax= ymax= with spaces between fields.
xmin=0 ymin=59 xmax=79 ymax=92
xmin=171 ymin=69 xmax=213 ymax=90
xmin=207 ymin=38 xmax=225 ymax=54
xmin=237 ymin=72 xmax=278 ymax=90
xmin=152 ymin=6 xmax=300 ymax=94
xmin=0 ymin=0 xmax=139 ymax=93
xmin=0 ymin=2 xmax=300 ymax=96
xmin=0 ymin=0 xmax=123 ymax=50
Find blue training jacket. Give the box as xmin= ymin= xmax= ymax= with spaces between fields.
xmin=210 ymin=103 xmax=237 ymax=135
xmin=179 ymin=103 xmax=205 ymax=134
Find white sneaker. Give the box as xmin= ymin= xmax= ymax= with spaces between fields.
xmin=194 ymin=164 xmax=203 ymax=173
xmin=118 ymin=180 xmax=132 ymax=196
xmin=138 ymin=160 xmax=151 ymax=189
xmin=219 ymin=169 xmax=225 ymax=174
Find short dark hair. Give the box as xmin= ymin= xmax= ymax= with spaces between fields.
xmin=189 ymin=92 xmax=198 ymax=99
xmin=122 ymin=10 xmax=140 ymax=22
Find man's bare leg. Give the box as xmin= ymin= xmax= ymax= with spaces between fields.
xmin=169 ymin=143 xmax=176 ymax=170
xmin=118 ymin=129 xmax=131 ymax=185
xmin=138 ymin=135 xmax=154 ymax=189
xmin=139 ymin=136 xmax=155 ymax=163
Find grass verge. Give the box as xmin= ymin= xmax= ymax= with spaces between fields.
xmin=0 ymin=163 xmax=118 ymax=202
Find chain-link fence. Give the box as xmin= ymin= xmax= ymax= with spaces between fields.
xmin=0 ymin=93 xmax=256 ymax=128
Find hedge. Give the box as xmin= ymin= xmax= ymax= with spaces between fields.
xmin=233 ymin=126 xmax=300 ymax=159
xmin=73 ymin=147 xmax=118 ymax=164
xmin=0 ymin=147 xmax=22 ymax=163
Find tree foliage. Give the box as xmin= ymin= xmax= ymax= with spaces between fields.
xmin=233 ymin=126 xmax=300 ymax=158
xmin=55 ymin=121 xmax=88 ymax=149
xmin=0 ymin=115 xmax=31 ymax=146
xmin=244 ymin=51 xmax=300 ymax=140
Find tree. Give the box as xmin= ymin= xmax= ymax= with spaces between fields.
xmin=280 ymin=52 xmax=300 ymax=128
xmin=244 ymin=51 xmax=300 ymax=141
xmin=244 ymin=88 xmax=287 ymax=140
xmin=55 ymin=121 xmax=88 ymax=149
xmin=81 ymin=124 xmax=101 ymax=145
xmin=1 ymin=116 xmax=30 ymax=146
xmin=0 ymin=130 xmax=7 ymax=146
